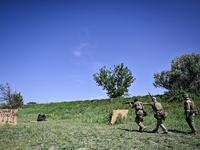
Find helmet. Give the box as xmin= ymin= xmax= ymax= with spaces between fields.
xmin=134 ymin=98 xmax=138 ymax=102
xmin=152 ymin=97 xmax=156 ymax=102
xmin=183 ymin=94 xmax=189 ymax=100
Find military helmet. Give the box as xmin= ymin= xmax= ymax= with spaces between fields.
xmin=152 ymin=97 xmax=156 ymax=102
xmin=134 ymin=98 xmax=138 ymax=102
xmin=183 ymin=94 xmax=189 ymax=99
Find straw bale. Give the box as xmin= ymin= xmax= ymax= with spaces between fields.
xmin=0 ymin=109 xmax=18 ymax=126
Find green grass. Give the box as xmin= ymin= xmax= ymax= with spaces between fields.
xmin=0 ymin=94 xmax=200 ymax=150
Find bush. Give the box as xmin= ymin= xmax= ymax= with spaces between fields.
xmin=27 ymin=102 xmax=37 ymax=105
xmin=163 ymin=86 xmax=196 ymax=102
xmin=0 ymin=103 xmax=7 ymax=109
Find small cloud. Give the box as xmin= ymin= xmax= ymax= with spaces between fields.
xmin=73 ymin=51 xmax=81 ymax=57
xmin=72 ymin=43 xmax=94 ymax=58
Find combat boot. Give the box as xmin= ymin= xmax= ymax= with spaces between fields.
xmin=140 ymin=127 xmax=146 ymax=133
xmin=163 ymin=132 xmax=169 ymax=134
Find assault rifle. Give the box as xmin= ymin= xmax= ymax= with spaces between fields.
xmin=122 ymin=102 xmax=134 ymax=105
xmin=148 ymin=92 xmax=152 ymax=99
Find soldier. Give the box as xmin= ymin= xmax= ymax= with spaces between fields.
xmin=129 ymin=98 xmax=146 ymax=132
xmin=184 ymin=94 xmax=198 ymax=135
xmin=143 ymin=97 xmax=169 ymax=134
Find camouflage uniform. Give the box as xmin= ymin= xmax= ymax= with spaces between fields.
xmin=130 ymin=99 xmax=146 ymax=132
xmin=184 ymin=94 xmax=197 ymax=135
xmin=150 ymin=101 xmax=168 ymax=133
xmin=143 ymin=97 xmax=168 ymax=134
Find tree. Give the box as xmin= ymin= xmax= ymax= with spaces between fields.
xmin=27 ymin=102 xmax=37 ymax=105
xmin=153 ymin=52 xmax=200 ymax=93
xmin=93 ymin=63 xmax=136 ymax=98
xmin=0 ymin=83 xmax=24 ymax=108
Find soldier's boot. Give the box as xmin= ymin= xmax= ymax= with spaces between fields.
xmin=138 ymin=123 xmax=146 ymax=132
xmin=190 ymin=129 xmax=197 ymax=135
xmin=160 ymin=124 xmax=168 ymax=134
xmin=138 ymin=127 xmax=142 ymax=132
xmin=140 ymin=127 xmax=146 ymax=132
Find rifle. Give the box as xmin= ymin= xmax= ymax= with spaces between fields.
xmin=122 ymin=102 xmax=134 ymax=105
xmin=148 ymin=92 xmax=152 ymax=99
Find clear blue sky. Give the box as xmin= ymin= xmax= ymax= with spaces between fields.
xmin=0 ymin=0 xmax=200 ymax=104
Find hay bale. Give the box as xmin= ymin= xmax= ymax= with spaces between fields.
xmin=110 ymin=110 xmax=129 ymax=125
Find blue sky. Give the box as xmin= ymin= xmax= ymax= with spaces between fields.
xmin=0 ymin=0 xmax=200 ymax=104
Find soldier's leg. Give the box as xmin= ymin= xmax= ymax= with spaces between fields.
xmin=188 ymin=115 xmax=197 ymax=133
xmin=186 ymin=117 xmax=194 ymax=132
xmin=186 ymin=115 xmax=196 ymax=133
xmin=153 ymin=119 xmax=159 ymax=133
xmin=186 ymin=117 xmax=193 ymax=130
xmin=159 ymin=119 xmax=168 ymax=132
xmin=153 ymin=119 xmax=167 ymax=133
xmin=135 ymin=115 xmax=145 ymax=131
xmin=135 ymin=119 xmax=144 ymax=129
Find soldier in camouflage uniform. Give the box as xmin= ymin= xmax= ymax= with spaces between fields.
xmin=129 ymin=98 xmax=146 ymax=132
xmin=184 ymin=94 xmax=198 ymax=135
xmin=143 ymin=97 xmax=169 ymax=134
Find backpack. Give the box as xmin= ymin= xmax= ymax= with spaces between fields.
xmin=154 ymin=102 xmax=163 ymax=111
xmin=191 ymin=101 xmax=198 ymax=115
xmin=136 ymin=102 xmax=143 ymax=110
xmin=37 ymin=114 xmax=46 ymax=121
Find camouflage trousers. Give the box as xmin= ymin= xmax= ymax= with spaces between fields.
xmin=186 ymin=113 xmax=196 ymax=132
xmin=154 ymin=112 xmax=168 ymax=132
xmin=135 ymin=110 xmax=145 ymax=130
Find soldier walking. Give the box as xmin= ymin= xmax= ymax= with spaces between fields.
xmin=129 ymin=98 xmax=146 ymax=132
xmin=143 ymin=96 xmax=169 ymax=134
xmin=184 ymin=94 xmax=198 ymax=135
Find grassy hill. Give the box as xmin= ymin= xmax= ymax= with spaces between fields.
xmin=1 ymin=94 xmax=200 ymax=149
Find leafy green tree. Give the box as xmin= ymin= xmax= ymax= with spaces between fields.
xmin=93 ymin=63 xmax=136 ymax=98
xmin=153 ymin=52 xmax=200 ymax=93
xmin=27 ymin=102 xmax=37 ymax=104
xmin=0 ymin=83 xmax=24 ymax=108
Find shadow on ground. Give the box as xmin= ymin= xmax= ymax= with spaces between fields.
xmin=118 ymin=128 xmax=187 ymax=134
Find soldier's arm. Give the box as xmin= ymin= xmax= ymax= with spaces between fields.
xmin=142 ymin=103 xmax=153 ymax=106
xmin=129 ymin=103 xmax=136 ymax=108
xmin=185 ymin=101 xmax=191 ymax=114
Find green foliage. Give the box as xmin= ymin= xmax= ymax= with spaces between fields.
xmin=93 ymin=63 xmax=136 ymax=98
xmin=12 ymin=92 xmax=24 ymax=108
xmin=0 ymin=102 xmax=7 ymax=109
xmin=153 ymin=52 xmax=200 ymax=93
xmin=27 ymin=102 xmax=37 ymax=105
xmin=0 ymin=83 xmax=24 ymax=109
xmin=161 ymin=87 xmax=198 ymax=102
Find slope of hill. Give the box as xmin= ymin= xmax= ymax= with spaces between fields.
xmin=1 ymin=94 xmax=200 ymax=149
